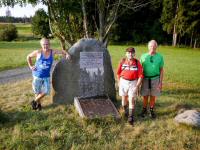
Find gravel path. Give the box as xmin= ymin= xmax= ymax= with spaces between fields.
xmin=0 ymin=67 xmax=31 ymax=84
xmin=0 ymin=62 xmax=57 ymax=85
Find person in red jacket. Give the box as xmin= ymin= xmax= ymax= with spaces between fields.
xmin=117 ymin=47 xmax=143 ymax=125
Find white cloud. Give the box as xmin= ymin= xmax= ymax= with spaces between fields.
xmin=0 ymin=3 xmax=47 ymax=17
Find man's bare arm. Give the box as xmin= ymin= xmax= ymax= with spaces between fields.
xmin=27 ymin=50 xmax=38 ymax=70
xmin=53 ymin=50 xmax=71 ymax=60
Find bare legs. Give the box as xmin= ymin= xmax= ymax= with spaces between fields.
xmin=122 ymin=96 xmax=135 ymax=125
xmin=141 ymin=96 xmax=156 ymax=118
xmin=35 ymin=93 xmax=46 ymax=104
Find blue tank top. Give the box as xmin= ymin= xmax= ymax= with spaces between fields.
xmin=33 ymin=50 xmax=53 ymax=78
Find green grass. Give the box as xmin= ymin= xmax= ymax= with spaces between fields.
xmin=0 ymin=23 xmax=37 ymax=41
xmin=109 ymin=45 xmax=200 ymax=87
xmin=0 ymin=40 xmax=60 ymax=71
xmin=0 ymin=42 xmax=200 ymax=149
xmin=15 ymin=23 xmax=33 ymax=37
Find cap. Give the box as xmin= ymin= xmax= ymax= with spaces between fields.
xmin=126 ymin=47 xmax=135 ymax=53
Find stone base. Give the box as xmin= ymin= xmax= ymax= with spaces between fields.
xmin=74 ymin=96 xmax=120 ymax=119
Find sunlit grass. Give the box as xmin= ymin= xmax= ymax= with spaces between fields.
xmin=0 ymin=40 xmax=60 ymax=71
xmin=0 ymin=78 xmax=199 ymax=149
xmin=15 ymin=23 xmax=33 ymax=37
xmin=0 ymin=42 xmax=200 ymax=149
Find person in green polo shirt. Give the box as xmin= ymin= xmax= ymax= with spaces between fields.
xmin=140 ymin=40 xmax=164 ymax=118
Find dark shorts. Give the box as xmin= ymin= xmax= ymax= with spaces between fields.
xmin=141 ymin=78 xmax=161 ymax=96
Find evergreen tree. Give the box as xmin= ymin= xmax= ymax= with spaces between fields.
xmin=160 ymin=0 xmax=179 ymax=46
xmin=186 ymin=0 xmax=200 ymax=48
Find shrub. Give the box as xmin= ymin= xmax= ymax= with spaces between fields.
xmin=0 ymin=24 xmax=18 ymax=41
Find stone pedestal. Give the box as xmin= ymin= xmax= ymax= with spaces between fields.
xmin=74 ymin=96 xmax=120 ymax=119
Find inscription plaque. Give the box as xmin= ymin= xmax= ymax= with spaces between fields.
xmin=79 ymin=52 xmax=104 ymax=97
xmin=74 ymin=96 xmax=120 ymax=119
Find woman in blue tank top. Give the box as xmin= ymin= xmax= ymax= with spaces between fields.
xmin=27 ymin=38 xmax=70 ymax=110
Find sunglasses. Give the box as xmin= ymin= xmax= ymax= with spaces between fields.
xmin=150 ymin=56 xmax=153 ymax=63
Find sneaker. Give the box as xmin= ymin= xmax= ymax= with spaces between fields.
xmin=141 ymin=107 xmax=147 ymax=118
xmin=31 ymin=100 xmax=37 ymax=110
xmin=150 ymin=108 xmax=156 ymax=119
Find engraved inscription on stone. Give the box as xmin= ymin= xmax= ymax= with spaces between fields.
xmin=79 ymin=52 xmax=104 ymax=97
xmin=74 ymin=96 xmax=120 ymax=119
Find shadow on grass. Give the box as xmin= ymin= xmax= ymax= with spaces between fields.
xmin=163 ymin=88 xmax=200 ymax=98
xmin=0 ymin=103 xmax=61 ymax=127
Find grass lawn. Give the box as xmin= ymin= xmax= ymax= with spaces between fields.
xmin=15 ymin=23 xmax=33 ymax=37
xmin=0 ymin=40 xmax=60 ymax=71
xmin=0 ymin=41 xmax=200 ymax=149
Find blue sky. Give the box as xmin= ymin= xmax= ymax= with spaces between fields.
xmin=0 ymin=3 xmax=47 ymax=17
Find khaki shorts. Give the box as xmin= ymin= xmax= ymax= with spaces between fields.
xmin=119 ymin=78 xmax=138 ymax=98
xmin=141 ymin=78 xmax=161 ymax=96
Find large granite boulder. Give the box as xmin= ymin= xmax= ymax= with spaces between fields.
xmin=174 ymin=109 xmax=200 ymax=127
xmin=52 ymin=38 xmax=116 ymax=104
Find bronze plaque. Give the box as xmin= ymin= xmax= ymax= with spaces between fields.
xmin=74 ymin=96 xmax=120 ymax=119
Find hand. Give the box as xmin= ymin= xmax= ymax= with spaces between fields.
xmin=135 ymin=85 xmax=139 ymax=96
xmin=158 ymin=82 xmax=162 ymax=91
xmin=30 ymin=65 xmax=36 ymax=71
xmin=65 ymin=53 xmax=71 ymax=60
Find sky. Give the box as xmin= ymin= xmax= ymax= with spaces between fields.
xmin=0 ymin=3 xmax=47 ymax=17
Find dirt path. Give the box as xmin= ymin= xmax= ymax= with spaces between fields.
xmin=0 ymin=62 xmax=57 ymax=85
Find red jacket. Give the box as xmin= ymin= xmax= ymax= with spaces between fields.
xmin=117 ymin=58 xmax=143 ymax=80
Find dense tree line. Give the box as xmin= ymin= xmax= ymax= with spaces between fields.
xmin=0 ymin=16 xmax=31 ymax=23
xmin=161 ymin=0 xmax=200 ymax=48
xmin=110 ymin=0 xmax=171 ymax=45
xmin=0 ymin=0 xmax=199 ymax=48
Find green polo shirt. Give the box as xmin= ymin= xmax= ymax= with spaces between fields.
xmin=140 ymin=52 xmax=164 ymax=79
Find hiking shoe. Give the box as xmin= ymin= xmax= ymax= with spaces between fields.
xmin=141 ymin=107 xmax=147 ymax=118
xmin=31 ymin=100 xmax=37 ymax=110
xmin=128 ymin=116 xmax=134 ymax=126
xmin=150 ymin=108 xmax=156 ymax=119
xmin=124 ymin=106 xmax=129 ymax=118
xmin=37 ymin=103 xmax=42 ymax=111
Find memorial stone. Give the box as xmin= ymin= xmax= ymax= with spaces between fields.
xmin=52 ymin=38 xmax=116 ymax=104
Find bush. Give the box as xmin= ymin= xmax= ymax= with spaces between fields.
xmin=0 ymin=24 xmax=18 ymax=41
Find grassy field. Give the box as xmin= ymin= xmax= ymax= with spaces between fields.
xmin=0 ymin=41 xmax=200 ymax=149
xmin=0 ymin=40 xmax=60 ymax=71
xmin=15 ymin=23 xmax=33 ymax=37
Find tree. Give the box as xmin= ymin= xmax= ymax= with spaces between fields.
xmin=0 ymin=0 xmax=83 ymax=50
xmin=186 ymin=0 xmax=200 ymax=48
xmin=46 ymin=0 xmax=83 ymax=50
xmin=109 ymin=0 xmax=171 ymax=44
xmin=1 ymin=0 xmax=154 ymax=48
xmin=81 ymin=0 xmax=155 ymax=46
xmin=160 ymin=0 xmax=179 ymax=46
xmin=32 ymin=8 xmax=50 ymax=38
